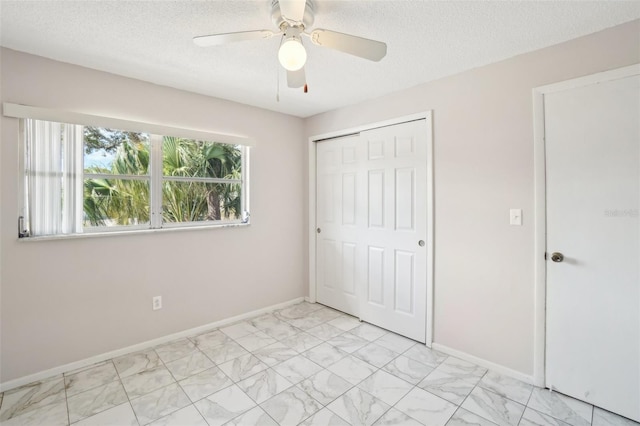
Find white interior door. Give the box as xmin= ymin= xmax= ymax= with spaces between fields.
xmin=316 ymin=119 xmax=429 ymax=342
xmin=545 ymin=73 xmax=640 ymax=421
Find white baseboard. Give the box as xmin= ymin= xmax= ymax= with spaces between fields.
xmin=431 ymin=342 xmax=535 ymax=385
xmin=0 ymin=297 xmax=305 ymax=393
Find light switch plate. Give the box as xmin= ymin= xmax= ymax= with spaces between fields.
xmin=510 ymin=209 xmax=522 ymax=226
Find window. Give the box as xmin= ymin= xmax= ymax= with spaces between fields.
xmin=21 ymin=119 xmax=249 ymax=237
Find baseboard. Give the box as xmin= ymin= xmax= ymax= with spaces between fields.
xmin=431 ymin=342 xmax=535 ymax=385
xmin=0 ymin=296 xmax=305 ymax=393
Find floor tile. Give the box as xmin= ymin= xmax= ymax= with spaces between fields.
xmin=285 ymin=316 xmax=327 ymax=330
xmin=307 ymin=323 xmax=345 ymax=340
xmin=353 ymin=343 xmax=399 ymax=368
xmin=327 ymin=355 xmax=377 ymax=385
xmin=374 ymin=333 xmax=416 ymax=353
xmin=447 ymin=408 xmax=499 ymax=426
xmin=357 ymin=370 xmax=413 ymax=405
xmin=148 ymin=404 xmax=207 ymax=426
xmin=178 ymin=366 xmax=233 ymax=402
xmin=479 ymin=371 xmax=533 ymax=405
xmin=261 ymin=322 xmax=301 ymax=340
xmin=201 ymin=341 xmax=248 ymax=365
xmin=65 ymin=362 xmax=120 ymax=397
xmin=527 ymin=389 xmax=592 ymax=426
xmin=280 ymin=332 xmax=323 ymax=353
xmin=373 ymin=407 xmax=423 ymax=426
xmin=218 ymin=354 xmax=269 ymax=382
xmin=327 ymin=387 xmax=390 ymax=426
xmin=350 ymin=323 xmax=388 ymax=342
xmin=520 ymin=407 xmax=572 ymax=426
xmin=155 ymin=339 xmax=198 ymax=364
xmin=461 ymin=387 xmax=525 ymax=426
xmin=328 ymin=316 xmax=362 ymax=331
xmin=164 ymin=351 xmax=214 ymax=381
xmin=403 ymin=344 xmax=449 ymax=369
xmin=121 ymin=365 xmax=175 ymax=399
xmin=298 ymin=369 xmax=353 ymax=405
xmin=67 ymin=380 xmax=128 ymax=423
xmin=73 ymin=402 xmax=138 ymax=426
xmin=395 ymin=387 xmax=458 ymax=426
xmin=249 ymin=314 xmax=282 ymax=330
xmin=260 ymin=387 xmax=322 ymax=425
xmin=0 ymin=375 xmax=66 ymax=421
xmin=303 ymin=342 xmax=349 ymax=368
xmin=194 ymin=384 xmax=256 ymax=426
xmin=327 ymin=332 xmax=369 ymax=353
xmin=0 ymin=400 xmax=68 ymax=426
xmin=307 ymin=307 xmax=344 ymax=323
xmin=382 ymin=355 xmax=433 ymax=385
xmin=190 ymin=330 xmax=230 ymax=350
xmin=113 ymin=349 xmax=162 ymax=378
xmin=237 ymin=369 xmax=293 ymax=404
xmin=592 ymin=407 xmax=640 ymax=426
xmin=252 ymin=342 xmax=299 ymax=367
xmin=275 ymin=302 xmax=324 ymax=321
xmin=272 ymin=355 xmax=324 ymax=384
xmin=300 ymin=408 xmax=351 ymax=426
xmin=225 ymin=406 xmax=278 ymax=426
xmin=220 ymin=321 xmax=260 ymax=340
xmin=419 ymin=369 xmax=477 ymax=405
xmin=130 ymin=383 xmax=191 ymax=425
xmin=437 ymin=357 xmax=487 ymax=382
xmin=235 ymin=331 xmax=278 ymax=352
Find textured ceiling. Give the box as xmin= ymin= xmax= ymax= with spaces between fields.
xmin=1 ymin=1 xmax=639 ymax=118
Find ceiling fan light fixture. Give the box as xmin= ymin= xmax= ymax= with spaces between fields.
xmin=278 ymin=36 xmax=307 ymax=71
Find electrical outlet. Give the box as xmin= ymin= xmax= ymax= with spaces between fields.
xmin=152 ymin=296 xmax=162 ymax=310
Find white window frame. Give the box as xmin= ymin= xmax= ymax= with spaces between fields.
xmin=6 ymin=103 xmax=254 ymax=238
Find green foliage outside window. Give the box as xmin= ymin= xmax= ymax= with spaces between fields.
xmin=83 ymin=127 xmax=242 ymax=227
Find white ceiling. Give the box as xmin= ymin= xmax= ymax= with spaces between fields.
xmin=1 ymin=1 xmax=639 ymax=118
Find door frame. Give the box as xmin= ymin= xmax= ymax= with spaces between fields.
xmin=307 ymin=111 xmax=435 ymax=346
xmin=532 ymin=64 xmax=640 ymax=388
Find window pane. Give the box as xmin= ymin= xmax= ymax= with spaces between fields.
xmin=162 ymin=181 xmax=241 ymax=223
xmin=84 ymin=127 xmax=150 ymax=175
xmin=162 ymin=137 xmax=242 ymax=179
xmin=83 ymin=178 xmax=150 ymax=227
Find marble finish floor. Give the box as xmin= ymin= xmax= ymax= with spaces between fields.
xmin=1 ymin=302 xmax=638 ymax=426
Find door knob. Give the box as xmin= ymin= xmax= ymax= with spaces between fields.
xmin=317 ymin=228 xmax=321 ymax=234
xmin=418 ymin=240 xmax=425 ymax=247
xmin=550 ymin=252 xmax=564 ymax=263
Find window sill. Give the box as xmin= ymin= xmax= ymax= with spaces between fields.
xmin=17 ymin=221 xmax=250 ymax=242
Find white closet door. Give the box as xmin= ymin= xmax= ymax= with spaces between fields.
xmin=358 ymin=121 xmax=428 ymax=342
xmin=316 ymin=135 xmax=361 ymax=317
xmin=316 ymin=120 xmax=429 ymax=342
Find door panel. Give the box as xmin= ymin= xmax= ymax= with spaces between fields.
xmin=358 ymin=121 xmax=428 ymax=342
xmin=316 ymin=135 xmax=361 ymax=316
xmin=545 ymin=74 xmax=640 ymax=421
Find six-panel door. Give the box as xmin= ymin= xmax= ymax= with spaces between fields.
xmin=316 ymin=120 xmax=428 ymax=342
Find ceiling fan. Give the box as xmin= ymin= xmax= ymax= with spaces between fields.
xmin=193 ymin=0 xmax=387 ymax=91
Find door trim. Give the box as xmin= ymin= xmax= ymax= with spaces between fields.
xmin=532 ymin=64 xmax=640 ymax=388
xmin=308 ymin=111 xmax=434 ymax=346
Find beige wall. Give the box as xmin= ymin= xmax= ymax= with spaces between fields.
xmin=305 ymin=20 xmax=640 ymax=376
xmin=0 ymin=48 xmax=307 ymax=382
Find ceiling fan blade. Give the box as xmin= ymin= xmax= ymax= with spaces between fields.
xmin=287 ymin=67 xmax=306 ymax=88
xmin=193 ymin=30 xmax=275 ymax=47
xmin=310 ymin=29 xmax=387 ymax=61
xmin=279 ymin=0 xmax=306 ymax=23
